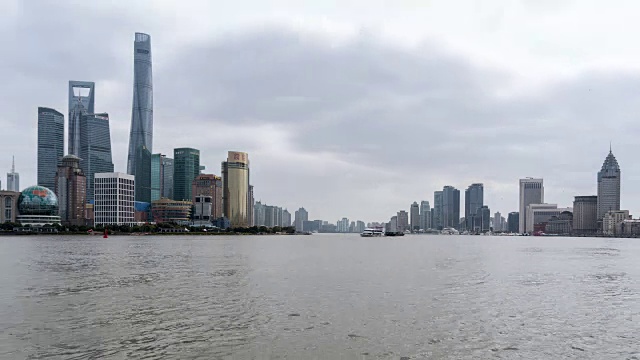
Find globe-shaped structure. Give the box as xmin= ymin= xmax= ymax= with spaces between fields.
xmin=18 ymin=186 xmax=59 ymax=216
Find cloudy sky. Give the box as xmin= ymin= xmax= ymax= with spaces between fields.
xmin=2 ymin=0 xmax=640 ymax=223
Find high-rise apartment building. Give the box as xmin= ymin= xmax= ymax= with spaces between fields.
xmin=283 ymin=209 xmax=292 ymax=227
xmin=493 ymin=212 xmax=502 ymax=232
xmin=442 ymin=186 xmax=460 ymax=229
xmin=37 ymin=107 xmax=64 ymax=190
xmin=6 ymin=156 xmax=19 ymax=192
xmin=55 ymin=155 xmax=86 ymax=226
xmin=573 ymin=195 xmax=598 ymax=235
xmin=507 ymin=212 xmax=519 ymax=233
xmin=465 ymin=183 xmax=483 ymax=231
xmin=397 ymin=210 xmax=409 ymax=233
xmin=94 ymin=172 xmax=135 ymax=226
xmin=127 ymin=33 xmax=154 ymax=203
xmin=477 ymin=206 xmax=491 ymax=232
xmin=221 ymin=151 xmax=251 ymax=227
xmin=433 ymin=191 xmax=443 ymax=230
xmin=519 ymin=178 xmax=544 ymax=233
xmin=79 ymin=113 xmax=114 ymax=202
xmin=173 ymin=148 xmax=200 ymax=201
xmin=597 ymin=149 xmax=621 ymax=222
xmin=68 ymin=81 xmax=95 ymax=156
xmin=420 ymin=200 xmax=431 ymax=230
xmin=294 ymin=207 xmax=308 ymax=232
xmin=410 ymin=202 xmax=420 ymax=232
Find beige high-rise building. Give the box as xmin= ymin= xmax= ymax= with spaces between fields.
xmin=221 ymin=151 xmax=250 ymax=227
xmin=519 ymin=178 xmax=544 ymax=233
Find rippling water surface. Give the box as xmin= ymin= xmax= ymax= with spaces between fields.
xmin=0 ymin=234 xmax=639 ymax=359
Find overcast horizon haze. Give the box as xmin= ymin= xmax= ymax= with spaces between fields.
xmin=2 ymin=0 xmax=640 ymax=223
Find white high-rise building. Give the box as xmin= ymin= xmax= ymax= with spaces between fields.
xmin=519 ymin=178 xmax=544 ymax=233
xmin=94 ymin=172 xmax=135 ymax=226
xmin=294 ymin=207 xmax=308 ymax=232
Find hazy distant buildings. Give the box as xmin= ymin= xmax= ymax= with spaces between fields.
xmin=174 ymin=148 xmax=200 ymax=201
xmin=525 ymin=204 xmax=572 ymax=233
xmin=295 ymin=207 xmax=308 ymax=232
xmin=68 ymin=81 xmax=95 ymax=156
xmin=573 ymin=195 xmax=598 ymax=235
xmin=410 ymin=202 xmax=420 ymax=232
xmin=221 ymin=151 xmax=250 ymax=227
xmin=6 ymin=157 xmax=19 ymax=192
xmin=477 ymin=205 xmax=491 ymax=232
xmin=397 ymin=210 xmax=409 ymax=233
xmin=420 ymin=201 xmax=431 ymax=230
xmin=597 ymin=149 xmax=621 ymax=223
xmin=465 ymin=183 xmax=483 ymax=231
xmin=507 ymin=212 xmax=519 ymax=233
xmin=442 ymin=186 xmax=460 ymax=229
xmin=79 ymin=113 xmax=114 ymax=202
xmin=433 ymin=191 xmax=443 ymax=230
xmin=519 ymin=178 xmax=544 ymax=233
xmin=337 ymin=217 xmax=350 ymax=232
xmin=55 ymin=155 xmax=86 ymax=226
xmin=37 ymin=107 xmax=64 ymax=190
xmin=603 ymin=210 xmax=629 ymax=236
xmin=94 ymin=172 xmax=135 ymax=226
xmin=493 ymin=212 xmax=502 ymax=232
xmin=127 ymin=33 xmax=154 ymax=204
xmin=356 ymin=220 xmax=366 ymax=233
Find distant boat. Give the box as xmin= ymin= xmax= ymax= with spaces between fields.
xmin=384 ymin=231 xmax=405 ymax=237
xmin=361 ymin=227 xmax=384 ymax=237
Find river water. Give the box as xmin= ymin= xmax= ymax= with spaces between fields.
xmin=0 ymin=234 xmax=638 ymax=359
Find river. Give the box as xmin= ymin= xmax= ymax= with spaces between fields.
xmin=0 ymin=234 xmax=638 ymax=359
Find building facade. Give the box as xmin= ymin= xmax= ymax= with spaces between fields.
xmin=410 ymin=202 xmax=420 ymax=232
xmin=127 ymin=32 xmax=154 ymax=202
xmin=55 ymin=155 xmax=86 ymax=226
xmin=433 ymin=191 xmax=443 ymax=230
xmin=192 ymin=174 xmax=223 ymax=224
xmin=151 ymin=198 xmax=191 ymax=224
xmin=602 ymin=210 xmax=630 ymax=236
xmin=68 ymin=81 xmax=95 ymax=156
xmin=193 ymin=196 xmax=213 ymax=226
xmin=221 ymin=151 xmax=250 ymax=227
xmin=573 ymin=195 xmax=598 ymax=235
xmin=519 ymin=178 xmax=544 ymax=233
xmin=294 ymin=207 xmax=308 ymax=232
xmin=597 ymin=149 xmax=621 ymax=222
xmin=0 ymin=191 xmax=19 ymax=223
xmin=37 ymin=107 xmax=64 ymax=190
xmin=420 ymin=200 xmax=431 ymax=230
xmin=507 ymin=212 xmax=519 ymax=233
xmin=525 ymin=204 xmax=572 ymax=233
xmin=442 ymin=186 xmax=460 ymax=229
xmin=79 ymin=113 xmax=114 ymax=202
xmin=174 ymin=148 xmax=200 ymax=201
xmin=477 ymin=205 xmax=491 ymax=232
xmin=94 ymin=173 xmax=135 ymax=226
xmin=545 ymin=211 xmax=573 ymax=235
xmin=465 ymin=183 xmax=484 ymax=231
xmin=6 ymin=156 xmax=19 ymax=192
xmin=397 ymin=210 xmax=409 ymax=233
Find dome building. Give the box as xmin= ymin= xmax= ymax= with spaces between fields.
xmin=16 ymin=185 xmax=61 ymax=226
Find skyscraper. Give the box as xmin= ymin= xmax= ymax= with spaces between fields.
xmin=397 ymin=210 xmax=409 ymax=233
xmin=173 ymin=148 xmax=200 ymax=201
xmin=191 ymin=174 xmax=223 ymax=221
xmin=221 ymin=151 xmax=250 ymax=227
xmin=519 ymin=178 xmax=544 ymax=233
xmin=6 ymin=156 xmax=19 ymax=192
xmin=127 ymin=33 xmax=154 ymax=203
xmin=55 ymin=155 xmax=86 ymax=226
xmin=433 ymin=191 xmax=443 ymax=230
xmin=493 ymin=212 xmax=502 ymax=232
xmin=410 ymin=201 xmax=420 ymax=232
xmin=420 ymin=200 xmax=431 ymax=230
xmin=68 ymin=81 xmax=95 ymax=156
xmin=507 ymin=212 xmax=519 ymax=233
xmin=295 ymin=207 xmax=308 ymax=232
xmin=465 ymin=183 xmax=484 ymax=231
xmin=37 ymin=107 xmax=64 ymax=190
xmin=79 ymin=113 xmax=114 ymax=202
xmin=151 ymin=154 xmax=163 ymax=201
xmin=162 ymin=156 xmax=174 ymax=200
xmin=573 ymin=195 xmax=598 ymax=235
xmin=442 ymin=186 xmax=460 ymax=229
xmin=248 ymin=185 xmax=254 ymax=226
xmin=94 ymin=172 xmax=135 ymax=226
xmin=597 ymin=149 xmax=621 ymax=222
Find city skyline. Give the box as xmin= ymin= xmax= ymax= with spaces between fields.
xmin=5 ymin=2 xmax=640 ymax=221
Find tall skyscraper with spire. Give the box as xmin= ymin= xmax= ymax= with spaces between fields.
xmin=68 ymin=81 xmax=95 ymax=156
xmin=127 ymin=32 xmax=153 ymax=202
xmin=7 ymin=156 xmax=19 ymax=192
xmin=597 ymin=147 xmax=621 ymax=221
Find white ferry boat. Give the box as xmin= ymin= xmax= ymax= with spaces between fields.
xmin=361 ymin=227 xmax=384 ymax=237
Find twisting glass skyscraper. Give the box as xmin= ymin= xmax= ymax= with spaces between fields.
xmin=127 ymin=32 xmax=153 ymax=202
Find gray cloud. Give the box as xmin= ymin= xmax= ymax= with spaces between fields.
xmin=1 ymin=3 xmax=639 ymax=222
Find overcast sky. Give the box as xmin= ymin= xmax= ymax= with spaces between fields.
xmin=2 ymin=0 xmax=640 ymax=223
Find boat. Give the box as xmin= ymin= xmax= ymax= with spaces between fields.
xmin=384 ymin=231 xmax=405 ymax=236
xmin=361 ymin=227 xmax=384 ymax=237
